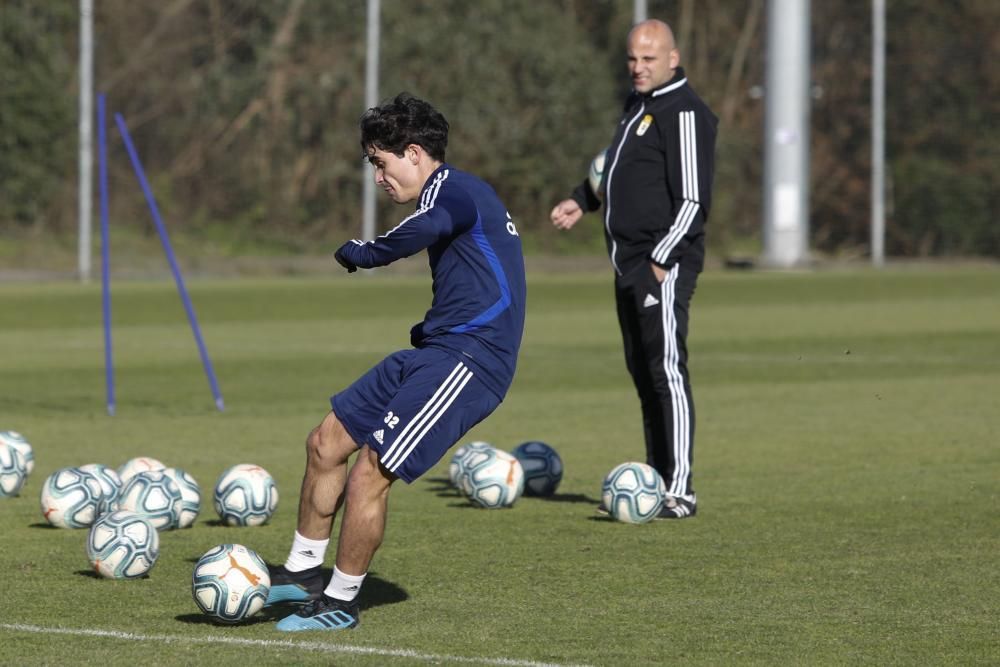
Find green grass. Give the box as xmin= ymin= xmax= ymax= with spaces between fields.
xmin=1 ymin=267 xmax=998 ymax=666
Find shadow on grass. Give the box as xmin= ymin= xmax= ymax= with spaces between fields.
xmin=531 ymin=492 xmax=600 ymax=505
xmin=73 ymin=569 xmax=103 ymax=579
xmin=424 ymin=475 xmax=463 ymax=498
xmin=426 ymin=474 xmax=602 ymax=509
xmin=173 ymin=570 xmax=407 ymax=625
xmin=174 ymin=610 xmax=281 ymax=627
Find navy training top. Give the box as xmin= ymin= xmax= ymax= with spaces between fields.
xmin=337 ymin=164 xmax=526 ymax=399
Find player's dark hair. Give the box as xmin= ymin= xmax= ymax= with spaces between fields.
xmin=360 ymin=93 xmax=449 ymax=162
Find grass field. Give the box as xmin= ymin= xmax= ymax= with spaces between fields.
xmin=1 ymin=266 xmax=998 ymax=666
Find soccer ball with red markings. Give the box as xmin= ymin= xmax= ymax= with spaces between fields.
xmin=601 ymin=462 xmax=666 ymax=524
xmin=448 ymin=440 xmax=494 ymax=489
xmin=213 ymin=464 xmax=279 ymax=527
xmin=117 ymin=457 xmax=166 ymax=485
xmin=87 ymin=510 xmax=159 ymax=579
xmin=39 ymin=466 xmax=104 ymax=528
xmin=459 ymin=448 xmax=525 ymax=509
xmin=78 ymin=463 xmax=123 ymax=515
xmin=117 ymin=470 xmax=183 ymax=530
xmin=161 ymin=466 xmax=201 ymax=528
xmin=192 ymin=544 xmax=270 ymax=624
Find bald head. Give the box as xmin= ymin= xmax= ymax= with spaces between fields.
xmin=627 ymin=19 xmax=680 ymax=94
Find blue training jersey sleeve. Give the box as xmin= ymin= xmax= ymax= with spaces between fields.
xmin=337 ymin=171 xmax=475 ymax=269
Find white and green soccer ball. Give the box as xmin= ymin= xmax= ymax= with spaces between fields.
xmin=117 ymin=470 xmax=182 ymax=530
xmin=161 ymin=466 xmax=201 ymax=529
xmin=86 ymin=510 xmax=159 ymax=579
xmin=459 ymin=447 xmax=525 ymax=509
xmin=117 ymin=457 xmax=166 ymax=485
xmin=213 ymin=464 xmax=278 ymax=527
xmin=511 ymin=440 xmax=563 ymax=497
xmin=191 ymin=544 xmax=270 ymax=624
xmin=0 ymin=431 xmax=34 ymax=476
xmin=0 ymin=442 xmax=29 ymax=498
xmin=39 ymin=466 xmax=104 ymax=528
xmin=588 ymin=147 xmax=608 ymax=200
xmin=601 ymin=462 xmax=666 ymax=524
xmin=78 ymin=463 xmax=123 ymax=515
xmin=448 ymin=440 xmax=494 ymax=489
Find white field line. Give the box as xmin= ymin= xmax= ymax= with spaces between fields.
xmin=0 ymin=623 xmax=591 ymax=667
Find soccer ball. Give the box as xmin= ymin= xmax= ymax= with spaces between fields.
xmin=448 ymin=441 xmax=493 ymax=488
xmin=0 ymin=431 xmax=34 ymax=476
xmin=78 ymin=463 xmax=123 ymax=515
xmin=39 ymin=466 xmax=104 ymax=528
xmin=117 ymin=456 xmax=166 ymax=484
xmin=459 ymin=448 xmax=525 ymax=509
xmin=588 ymin=147 xmax=608 ymax=200
xmin=213 ymin=464 xmax=279 ymax=527
xmin=191 ymin=544 xmax=270 ymax=624
xmin=86 ymin=510 xmax=159 ymax=579
xmin=161 ymin=466 xmax=201 ymax=528
xmin=117 ymin=470 xmax=182 ymax=530
xmin=511 ymin=441 xmax=563 ymax=497
xmin=601 ymin=462 xmax=666 ymax=524
xmin=0 ymin=443 xmax=29 ymax=497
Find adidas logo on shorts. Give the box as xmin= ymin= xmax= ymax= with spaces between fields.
xmin=372 ymin=429 xmax=384 ymax=445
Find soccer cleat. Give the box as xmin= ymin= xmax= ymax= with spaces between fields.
xmin=655 ymin=494 xmax=697 ymax=519
xmin=264 ymin=565 xmax=324 ymax=606
xmin=275 ymin=595 xmax=360 ymax=631
xmin=595 ymin=501 xmax=609 ymax=515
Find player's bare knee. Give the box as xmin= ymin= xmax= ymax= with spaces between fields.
xmin=346 ymin=449 xmax=393 ymax=497
xmin=305 ymin=417 xmax=349 ymax=471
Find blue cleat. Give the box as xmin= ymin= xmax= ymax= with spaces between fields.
xmin=275 ymin=596 xmax=360 ymax=631
xmin=265 ymin=565 xmax=324 ymax=607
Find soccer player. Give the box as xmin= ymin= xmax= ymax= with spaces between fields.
xmin=268 ymin=93 xmax=526 ymax=631
xmin=550 ymin=19 xmax=717 ymax=519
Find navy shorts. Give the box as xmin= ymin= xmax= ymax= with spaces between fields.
xmin=331 ymin=347 xmax=502 ymax=483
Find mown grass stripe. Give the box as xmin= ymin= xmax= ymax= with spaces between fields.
xmin=0 ymin=623 xmax=591 ymax=667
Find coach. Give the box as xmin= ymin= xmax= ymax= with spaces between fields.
xmin=550 ymin=18 xmax=717 ymax=519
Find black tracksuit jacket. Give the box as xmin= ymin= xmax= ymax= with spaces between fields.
xmin=571 ymin=67 xmax=718 ymax=277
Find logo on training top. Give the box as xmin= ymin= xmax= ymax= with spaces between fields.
xmin=506 ymin=211 xmax=518 ymax=236
xmin=636 ymin=114 xmax=654 ymax=136
xmin=372 ymin=429 xmax=384 ymax=445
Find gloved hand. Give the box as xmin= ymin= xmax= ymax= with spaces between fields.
xmin=334 ymin=245 xmax=358 ymax=273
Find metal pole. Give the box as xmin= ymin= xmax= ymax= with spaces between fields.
xmin=633 ymin=0 xmax=648 ymax=23
xmin=761 ymin=0 xmax=811 ymax=268
xmin=361 ymin=0 xmax=380 ymax=243
xmin=871 ymin=0 xmax=886 ymax=267
xmin=78 ymin=0 xmax=94 ymax=282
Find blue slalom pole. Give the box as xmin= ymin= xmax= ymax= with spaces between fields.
xmin=98 ymin=94 xmax=115 ymax=416
xmin=114 ymin=113 xmax=225 ymax=412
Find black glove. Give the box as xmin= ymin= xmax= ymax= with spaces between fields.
xmin=334 ymin=245 xmax=358 ymax=273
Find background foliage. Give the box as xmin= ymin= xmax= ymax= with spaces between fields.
xmin=1 ymin=0 xmax=997 ymax=260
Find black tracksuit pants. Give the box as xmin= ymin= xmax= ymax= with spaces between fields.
xmin=614 ymin=262 xmax=698 ymax=497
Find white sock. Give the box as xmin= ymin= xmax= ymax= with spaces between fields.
xmin=324 ymin=565 xmax=366 ymax=602
xmin=284 ymin=531 xmax=329 ymax=572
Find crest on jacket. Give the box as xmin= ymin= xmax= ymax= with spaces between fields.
xmin=636 ymin=114 xmax=654 ymax=136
